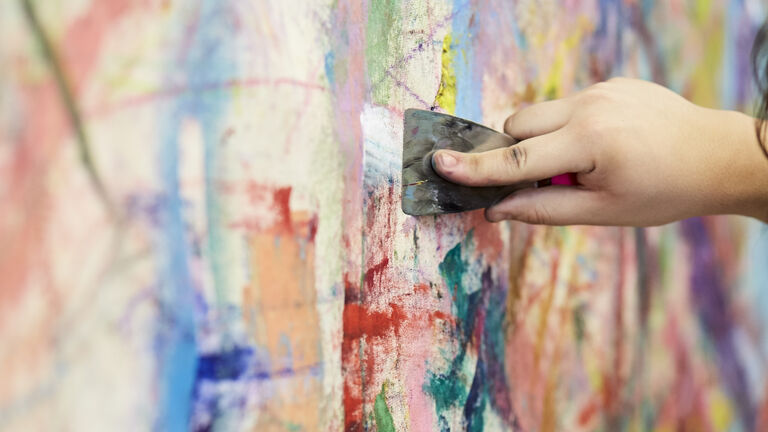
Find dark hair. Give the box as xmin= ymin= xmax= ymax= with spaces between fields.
xmin=753 ymin=21 xmax=768 ymax=149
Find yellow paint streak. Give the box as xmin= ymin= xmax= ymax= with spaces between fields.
xmin=689 ymin=21 xmax=723 ymax=108
xmin=533 ymin=269 xmax=557 ymax=370
xmin=434 ymin=33 xmax=457 ymax=114
xmin=708 ymin=389 xmax=733 ymax=430
xmin=692 ymin=0 xmax=712 ymax=26
xmin=541 ymin=370 xmax=558 ymax=432
xmin=543 ymin=18 xmax=591 ymax=99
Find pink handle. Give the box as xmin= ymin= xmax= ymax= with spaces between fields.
xmin=551 ymin=173 xmax=578 ymax=186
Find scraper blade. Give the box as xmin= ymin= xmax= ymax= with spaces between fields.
xmin=401 ymin=109 xmax=535 ymax=216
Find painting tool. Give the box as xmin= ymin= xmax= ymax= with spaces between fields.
xmin=401 ymin=109 xmax=576 ymax=216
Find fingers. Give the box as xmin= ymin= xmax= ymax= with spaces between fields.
xmin=485 ymin=186 xmax=605 ymax=226
xmin=432 ymin=129 xmax=593 ymax=187
xmin=504 ymin=99 xmax=573 ymax=139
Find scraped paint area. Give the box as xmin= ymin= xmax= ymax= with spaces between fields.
xmin=1 ymin=0 xmax=768 ymax=431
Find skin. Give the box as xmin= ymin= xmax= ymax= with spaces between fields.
xmin=432 ymin=78 xmax=768 ymax=226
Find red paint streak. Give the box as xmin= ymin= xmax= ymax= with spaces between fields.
xmin=413 ymin=283 xmax=430 ymax=294
xmin=363 ymin=257 xmax=389 ymax=289
xmin=308 ymin=215 xmax=318 ymax=242
xmin=228 ymin=184 xmax=318 ymax=238
xmin=342 ymin=378 xmax=363 ymax=432
xmin=470 ymin=210 xmax=504 ymax=258
xmin=272 ymin=187 xmax=292 ymax=234
xmin=342 ymin=318 xmax=363 ymax=432
xmin=577 ymin=397 xmax=600 ymax=427
xmin=343 ymin=272 xmax=360 ymax=303
xmin=333 ymin=0 xmax=370 ymax=427
xmin=0 ymin=81 xmax=62 ymax=322
xmin=342 ymin=300 xmax=406 ymax=431
xmin=343 ymin=302 xmax=406 ymax=340
xmin=430 ymin=310 xmax=452 ymax=323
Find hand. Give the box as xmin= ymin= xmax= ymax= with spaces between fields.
xmin=432 ymin=78 xmax=768 ymax=226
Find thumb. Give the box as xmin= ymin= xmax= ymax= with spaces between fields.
xmin=432 ymin=130 xmax=591 ymax=187
xmin=486 ymin=186 xmax=604 ymax=226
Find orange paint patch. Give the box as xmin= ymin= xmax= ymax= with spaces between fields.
xmin=239 ymin=184 xmax=322 ymax=430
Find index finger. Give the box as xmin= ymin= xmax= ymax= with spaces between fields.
xmin=504 ymin=98 xmax=574 ymax=139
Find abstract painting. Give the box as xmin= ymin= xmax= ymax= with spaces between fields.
xmin=2 ymin=0 xmax=768 ymax=431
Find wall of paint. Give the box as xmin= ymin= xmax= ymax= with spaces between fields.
xmin=2 ymin=0 xmax=768 ymax=430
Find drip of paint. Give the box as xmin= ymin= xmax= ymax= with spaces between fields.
xmin=434 ymin=33 xmax=457 ymax=114
xmin=374 ymin=382 xmax=396 ymax=432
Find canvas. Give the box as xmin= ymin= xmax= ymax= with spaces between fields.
xmin=2 ymin=0 xmax=768 ymax=431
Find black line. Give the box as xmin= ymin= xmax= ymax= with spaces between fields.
xmin=21 ymin=0 xmax=116 ymax=218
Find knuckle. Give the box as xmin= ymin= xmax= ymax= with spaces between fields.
xmin=524 ymin=204 xmax=553 ymax=225
xmin=466 ymin=153 xmax=481 ymax=172
xmin=502 ymin=145 xmax=527 ymax=172
xmin=580 ymin=88 xmax=611 ymax=104
xmin=579 ymin=82 xmax=619 ymax=105
xmin=574 ymin=116 xmax=613 ymax=141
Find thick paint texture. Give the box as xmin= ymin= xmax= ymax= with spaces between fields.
xmin=1 ymin=0 xmax=768 ymax=431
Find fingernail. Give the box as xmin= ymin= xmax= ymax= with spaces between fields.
xmin=434 ymin=151 xmax=458 ymax=170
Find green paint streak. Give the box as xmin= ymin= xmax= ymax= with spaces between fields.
xmin=485 ymin=275 xmax=508 ymax=362
xmin=425 ymin=234 xmax=480 ymax=426
xmin=573 ymin=303 xmax=586 ymax=348
xmin=659 ymin=227 xmax=674 ymax=291
xmin=468 ymin=400 xmax=485 ymax=432
xmin=366 ymin=0 xmax=402 ymax=104
xmin=374 ymin=383 xmax=396 ymax=432
xmin=439 ymin=235 xmax=473 ymax=337
xmin=20 ymin=0 xmax=115 ymax=218
xmin=424 ymin=353 xmax=468 ymax=414
xmin=285 ymin=422 xmax=302 ymax=432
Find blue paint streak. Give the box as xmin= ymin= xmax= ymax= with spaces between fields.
xmin=746 ymin=223 xmax=768 ymax=357
xmin=451 ymin=0 xmax=482 ymax=122
xmin=597 ymin=0 xmax=625 ymax=77
xmin=155 ymin=1 xmax=237 ymax=430
xmin=720 ymin=0 xmax=740 ymax=110
xmin=191 ymin=346 xmax=323 ymax=431
xmin=324 ymin=50 xmax=336 ymax=85
xmin=196 ymin=347 xmax=254 ymax=381
xmin=158 ymin=106 xmax=199 ymax=432
xmin=681 ymin=218 xmax=755 ymax=431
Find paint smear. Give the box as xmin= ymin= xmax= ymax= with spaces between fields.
xmin=434 ymin=33 xmax=457 ymax=114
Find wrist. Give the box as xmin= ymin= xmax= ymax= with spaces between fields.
xmin=709 ymin=109 xmax=768 ymax=222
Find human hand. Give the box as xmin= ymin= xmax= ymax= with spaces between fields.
xmin=432 ymin=78 xmax=768 ymax=226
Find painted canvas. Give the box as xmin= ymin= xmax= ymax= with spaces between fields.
xmin=2 ymin=0 xmax=768 ymax=431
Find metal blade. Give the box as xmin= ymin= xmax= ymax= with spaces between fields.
xmin=401 ymin=109 xmax=533 ymax=216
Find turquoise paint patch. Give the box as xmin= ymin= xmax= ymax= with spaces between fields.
xmin=425 ymin=234 xmax=484 ymax=427
xmin=324 ymin=50 xmax=336 ymax=85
